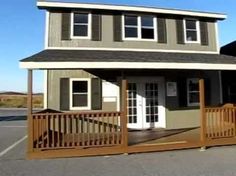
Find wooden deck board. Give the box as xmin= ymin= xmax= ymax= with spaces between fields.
xmin=128 ymin=128 xmax=200 ymax=146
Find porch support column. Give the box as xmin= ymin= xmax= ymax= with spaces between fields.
xmin=27 ymin=69 xmax=33 ymax=153
xmin=199 ymin=79 xmax=206 ymax=150
xmin=121 ymin=79 xmax=128 ymax=151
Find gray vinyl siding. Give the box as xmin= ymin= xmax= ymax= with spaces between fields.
xmin=165 ymin=70 xmax=221 ymax=129
xmin=48 ymin=12 xmax=217 ymax=52
xmin=47 ymin=70 xmax=117 ymax=111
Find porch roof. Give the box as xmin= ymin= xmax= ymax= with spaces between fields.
xmin=20 ymin=49 xmax=236 ymax=70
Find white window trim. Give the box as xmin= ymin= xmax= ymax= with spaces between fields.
xmin=187 ymin=78 xmax=200 ymax=107
xmin=183 ymin=19 xmax=200 ymax=44
xmin=122 ymin=14 xmax=157 ymax=41
xmin=69 ymin=78 xmax=91 ymax=110
xmin=70 ymin=12 xmax=92 ymax=39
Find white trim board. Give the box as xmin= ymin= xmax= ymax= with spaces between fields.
xmin=43 ymin=70 xmax=48 ymax=109
xmin=20 ymin=62 xmax=236 ymax=70
xmin=46 ymin=47 xmax=219 ymax=54
xmin=44 ymin=11 xmax=49 ymax=49
xmin=37 ymin=1 xmax=226 ymax=20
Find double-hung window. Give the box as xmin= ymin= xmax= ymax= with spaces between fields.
xmin=123 ymin=15 xmax=157 ymax=40
xmin=71 ymin=12 xmax=91 ymax=39
xmin=70 ymin=78 xmax=91 ymax=110
xmin=187 ymin=78 xmax=200 ymax=106
xmin=184 ymin=19 xmax=200 ymax=43
xmin=141 ymin=16 xmax=155 ymax=39
xmin=124 ymin=15 xmax=138 ymax=38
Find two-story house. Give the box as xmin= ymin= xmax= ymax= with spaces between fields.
xmin=20 ymin=1 xmax=236 ymax=159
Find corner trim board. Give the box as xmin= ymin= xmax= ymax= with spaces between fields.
xmin=43 ymin=70 xmax=48 ymax=109
xmin=215 ymin=22 xmax=220 ymax=54
xmin=44 ymin=11 xmax=49 ymax=49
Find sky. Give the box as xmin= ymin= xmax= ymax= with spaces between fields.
xmin=0 ymin=0 xmax=236 ymax=93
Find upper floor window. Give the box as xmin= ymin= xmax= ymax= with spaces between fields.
xmin=71 ymin=12 xmax=91 ymax=39
xmin=184 ymin=19 xmax=200 ymax=43
xmin=123 ymin=15 xmax=157 ymax=41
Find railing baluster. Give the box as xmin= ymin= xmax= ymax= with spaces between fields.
xmin=52 ymin=115 xmax=55 ymax=148
xmin=106 ymin=113 xmax=110 ymax=145
xmin=97 ymin=114 xmax=100 ymax=146
xmin=233 ymin=108 xmax=235 ymax=136
xmin=76 ymin=115 xmax=79 ymax=146
xmin=92 ymin=114 xmax=95 ymax=146
xmin=46 ymin=114 xmax=50 ymax=148
xmin=112 ymin=113 xmax=115 ymax=145
xmin=87 ymin=114 xmax=90 ymax=147
xmin=82 ymin=114 xmax=85 ymax=146
xmin=35 ymin=115 xmax=39 ymax=149
xmin=102 ymin=113 xmax=105 ymax=146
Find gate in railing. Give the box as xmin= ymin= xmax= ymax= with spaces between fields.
xmin=31 ymin=111 xmax=123 ymax=151
xmin=205 ymin=107 xmax=236 ymax=140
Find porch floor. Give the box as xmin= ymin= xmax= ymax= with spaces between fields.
xmin=128 ymin=127 xmax=200 ymax=146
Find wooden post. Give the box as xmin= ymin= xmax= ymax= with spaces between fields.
xmin=121 ymin=79 xmax=128 ymax=151
xmin=27 ymin=69 xmax=33 ymax=153
xmin=199 ymin=79 xmax=206 ymax=150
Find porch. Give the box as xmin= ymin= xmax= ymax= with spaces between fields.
xmin=26 ymin=71 xmax=236 ymax=158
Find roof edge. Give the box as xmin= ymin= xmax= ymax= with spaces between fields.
xmin=37 ymin=1 xmax=227 ymax=20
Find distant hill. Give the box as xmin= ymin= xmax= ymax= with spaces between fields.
xmin=0 ymin=91 xmax=43 ymax=96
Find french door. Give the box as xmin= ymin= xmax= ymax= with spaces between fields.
xmin=127 ymin=77 xmax=165 ymax=129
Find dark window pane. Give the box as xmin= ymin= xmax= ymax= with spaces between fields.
xmin=128 ymin=100 xmax=132 ymax=106
xmin=125 ymin=27 xmax=138 ymax=37
xmin=133 ymin=100 xmax=137 ymax=106
xmin=151 ymin=115 xmax=155 ymax=122
xmin=229 ymin=84 xmax=236 ymax=94
xmin=128 ymin=108 xmax=132 ymax=115
xmin=73 ymin=94 xmax=88 ymax=107
xmin=74 ymin=25 xmax=88 ymax=36
xmin=128 ymin=92 xmax=132 ymax=98
xmin=141 ymin=16 xmax=153 ymax=27
xmin=186 ymin=20 xmax=196 ymax=30
xmin=155 ymin=107 xmax=158 ymax=113
xmin=73 ymin=81 xmax=88 ymax=93
xmin=129 ymin=116 xmax=132 ymax=123
xmin=186 ymin=31 xmax=197 ymax=41
xmin=189 ymin=92 xmax=199 ymax=103
xmin=155 ymin=100 xmax=158 ymax=106
xmin=74 ymin=13 xmax=88 ymax=23
xmin=189 ymin=80 xmax=199 ymax=91
xmin=146 ymin=116 xmax=150 ymax=123
xmin=155 ymin=115 xmax=158 ymax=122
xmin=146 ymin=108 xmax=150 ymax=114
xmin=125 ymin=16 xmax=138 ymax=26
xmin=133 ymin=116 xmax=137 ymax=123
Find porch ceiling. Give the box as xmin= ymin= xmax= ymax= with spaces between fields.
xmin=20 ymin=49 xmax=236 ymax=70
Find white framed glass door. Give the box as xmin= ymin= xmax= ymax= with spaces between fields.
xmin=127 ymin=77 xmax=165 ymax=129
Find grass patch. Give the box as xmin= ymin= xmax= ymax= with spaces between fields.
xmin=0 ymin=94 xmax=43 ymax=108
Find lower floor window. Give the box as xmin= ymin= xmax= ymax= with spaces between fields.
xmin=70 ymin=78 xmax=91 ymax=110
xmin=187 ymin=78 xmax=199 ymax=106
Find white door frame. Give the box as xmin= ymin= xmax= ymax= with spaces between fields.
xmin=127 ymin=77 xmax=166 ymax=129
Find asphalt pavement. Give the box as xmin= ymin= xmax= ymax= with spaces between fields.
xmin=0 ymin=108 xmax=236 ymax=176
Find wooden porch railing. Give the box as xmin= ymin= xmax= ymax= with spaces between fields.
xmin=31 ymin=111 xmax=123 ymax=150
xmin=205 ymin=107 xmax=236 ymax=139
